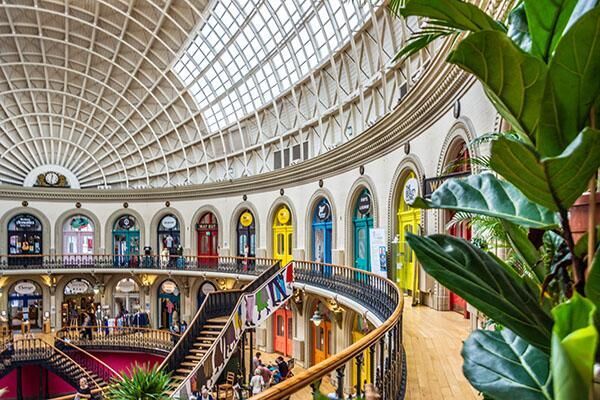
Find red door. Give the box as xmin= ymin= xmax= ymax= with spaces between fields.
xmin=273 ymin=307 xmax=293 ymax=357
xmin=448 ymin=213 xmax=470 ymax=318
xmin=197 ymin=213 xmax=218 ymax=266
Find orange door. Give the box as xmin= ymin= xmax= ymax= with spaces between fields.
xmin=273 ymin=308 xmax=293 ymax=356
xmin=313 ymin=320 xmax=332 ymax=364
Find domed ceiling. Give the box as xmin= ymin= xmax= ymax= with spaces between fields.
xmin=0 ymin=0 xmax=410 ymax=189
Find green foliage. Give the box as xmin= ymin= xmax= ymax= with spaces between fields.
xmin=395 ymin=0 xmax=600 ymax=399
xmin=105 ymin=363 xmax=172 ymax=400
xmin=551 ymin=294 xmax=598 ymax=400
xmin=406 ymin=234 xmax=553 ymax=351
xmin=462 ymin=329 xmax=553 ymax=400
xmin=412 ymin=173 xmax=559 ymax=229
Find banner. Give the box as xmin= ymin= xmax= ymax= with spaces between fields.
xmin=369 ymin=228 xmax=387 ymax=277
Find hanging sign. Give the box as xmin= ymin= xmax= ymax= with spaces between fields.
xmin=423 ymin=172 xmax=470 ymax=199
xmin=357 ymin=193 xmax=372 ymax=215
xmin=14 ymin=216 xmax=38 ymax=229
xmin=118 ymin=216 xmax=135 ymax=230
xmin=403 ymin=178 xmax=419 ymax=205
xmin=200 ymin=282 xmax=217 ymax=295
xmin=161 ymin=216 xmax=178 ymax=230
xmin=240 ymin=211 xmax=253 ymax=227
xmin=70 ymin=216 xmax=90 ymax=230
xmin=317 ymin=202 xmax=331 ymax=221
xmin=14 ymin=281 xmax=37 ymax=295
xmin=277 ymin=207 xmax=290 ymax=225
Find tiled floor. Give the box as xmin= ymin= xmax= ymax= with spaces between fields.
xmin=403 ymin=297 xmax=480 ymax=399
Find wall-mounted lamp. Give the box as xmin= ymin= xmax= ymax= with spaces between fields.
xmin=310 ymin=309 xmax=323 ymax=327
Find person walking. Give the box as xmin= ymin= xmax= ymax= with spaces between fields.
xmin=250 ymin=369 xmax=265 ymax=396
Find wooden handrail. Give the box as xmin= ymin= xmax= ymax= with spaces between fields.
xmin=56 ymin=325 xmax=181 ymax=337
xmin=251 ymin=260 xmax=403 ymax=399
xmin=55 ymin=337 xmax=123 ymax=381
xmin=0 ymin=253 xmax=278 ymax=262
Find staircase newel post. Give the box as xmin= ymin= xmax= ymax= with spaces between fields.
xmin=335 ymin=365 xmax=345 ymax=400
xmin=240 ymin=330 xmax=246 ymax=384
xmin=248 ymin=328 xmax=254 ymax=382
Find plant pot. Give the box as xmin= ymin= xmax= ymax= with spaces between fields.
xmin=569 ymin=192 xmax=600 ymax=242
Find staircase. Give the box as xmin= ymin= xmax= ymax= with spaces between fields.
xmin=169 ymin=316 xmax=228 ymax=392
xmin=162 ymin=261 xmax=295 ymax=398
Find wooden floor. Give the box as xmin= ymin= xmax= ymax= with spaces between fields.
xmin=403 ymin=297 xmax=480 ymax=400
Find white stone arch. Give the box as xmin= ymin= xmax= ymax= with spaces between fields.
xmin=304 ymin=188 xmax=337 ymax=262
xmin=0 ymin=206 xmax=52 ymax=255
xmin=190 ymin=205 xmax=225 ymax=257
xmin=2 ymin=276 xmax=50 ymax=328
xmin=103 ymin=274 xmax=146 ymax=321
xmin=344 ymin=175 xmax=379 ymax=267
xmin=190 ymin=277 xmax=220 ymax=311
xmin=54 ymin=208 xmax=101 ymax=255
xmin=265 ymin=195 xmax=298 ymax=259
xmin=229 ymin=201 xmax=261 ymax=257
xmin=149 ymin=207 xmax=186 ymax=254
xmin=104 ymin=208 xmax=146 ymax=255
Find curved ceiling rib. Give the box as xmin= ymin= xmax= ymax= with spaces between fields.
xmin=0 ymin=0 xmax=411 ymax=189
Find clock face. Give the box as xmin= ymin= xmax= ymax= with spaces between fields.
xmin=44 ymin=172 xmax=59 ymax=185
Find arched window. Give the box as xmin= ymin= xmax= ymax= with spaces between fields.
xmin=114 ymin=278 xmax=140 ymax=317
xmin=157 ymin=214 xmax=180 ymax=254
xmin=197 ymin=212 xmax=218 ymax=264
xmin=397 ymin=172 xmax=421 ymax=293
xmin=63 ymin=215 xmax=94 ymax=255
xmin=237 ymin=210 xmax=256 ymax=258
xmin=62 ymin=278 xmax=96 ymax=326
xmin=8 ymin=214 xmax=43 ymax=265
xmin=112 ymin=215 xmax=140 ymax=266
xmin=158 ymin=280 xmax=180 ymax=329
xmin=273 ymin=205 xmax=293 ymax=265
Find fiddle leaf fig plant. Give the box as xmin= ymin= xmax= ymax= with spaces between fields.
xmin=390 ymin=0 xmax=600 ymax=399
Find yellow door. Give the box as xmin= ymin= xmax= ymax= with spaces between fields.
xmin=273 ymin=206 xmax=293 ymax=265
xmin=397 ymin=172 xmax=421 ymax=294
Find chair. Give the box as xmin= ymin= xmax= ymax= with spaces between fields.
xmin=217 ymin=371 xmax=236 ymax=399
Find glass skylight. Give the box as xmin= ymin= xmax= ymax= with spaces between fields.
xmin=174 ymin=0 xmax=378 ymax=133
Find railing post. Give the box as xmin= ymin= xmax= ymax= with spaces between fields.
xmin=336 ymin=365 xmax=345 ymax=400
xmin=355 ymin=353 xmax=364 ymax=398
xmin=369 ymin=344 xmax=375 ymax=384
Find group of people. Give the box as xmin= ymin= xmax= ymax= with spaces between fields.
xmin=250 ymin=352 xmax=290 ymax=395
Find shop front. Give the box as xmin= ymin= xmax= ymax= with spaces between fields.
xmin=61 ymin=279 xmax=97 ymax=326
xmin=63 ymin=215 xmax=94 ymax=257
xmin=8 ymin=280 xmax=43 ymax=330
xmin=273 ymin=205 xmax=293 ymax=266
xmin=237 ymin=210 xmax=256 ymax=258
xmin=312 ymin=198 xmax=332 ymax=264
xmin=158 ymin=280 xmax=180 ymax=329
xmin=273 ymin=304 xmax=293 ymax=357
xmin=353 ymin=189 xmax=373 ymax=271
xmin=310 ymin=302 xmax=332 ymax=365
xmin=114 ymin=278 xmax=141 ymax=317
xmin=157 ymin=214 xmax=181 ymax=267
xmin=397 ymin=172 xmax=421 ymax=294
xmin=112 ymin=215 xmax=140 ymax=266
xmin=197 ymin=212 xmax=218 ymax=266
xmin=351 ymin=314 xmax=372 ymax=387
xmin=7 ymin=214 xmax=43 ymax=266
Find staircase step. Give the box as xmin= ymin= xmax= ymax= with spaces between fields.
xmin=199 ymin=330 xmax=221 ymax=336
xmin=207 ymin=317 xmax=229 ymax=323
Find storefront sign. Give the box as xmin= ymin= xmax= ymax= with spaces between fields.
xmin=70 ymin=216 xmax=90 ymax=230
xmin=369 ymin=228 xmax=388 ymax=277
xmin=277 ymin=207 xmax=290 ymax=225
xmin=118 ymin=216 xmax=135 ymax=230
xmin=403 ymin=178 xmax=419 ymax=205
xmin=161 ymin=281 xmax=178 ymax=294
xmin=14 ymin=281 xmax=37 ymax=295
xmin=240 ymin=211 xmax=253 ymax=227
xmin=14 ymin=216 xmax=38 ymax=230
xmin=116 ymin=279 xmax=137 ymax=293
xmin=161 ymin=216 xmax=178 ymax=230
xmin=357 ymin=193 xmax=372 ymax=215
xmin=65 ymin=280 xmax=90 ymax=294
xmin=200 ymin=282 xmax=217 ymax=295
xmin=317 ymin=202 xmax=331 ymax=221
xmin=423 ymin=172 xmax=470 ymax=199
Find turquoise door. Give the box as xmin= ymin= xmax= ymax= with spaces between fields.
xmin=353 ymin=217 xmax=372 ymax=271
xmin=113 ymin=230 xmax=140 ymax=266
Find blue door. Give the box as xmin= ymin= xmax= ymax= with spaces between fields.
xmin=312 ymin=198 xmax=332 ymax=264
xmin=353 ymin=189 xmax=373 ymax=271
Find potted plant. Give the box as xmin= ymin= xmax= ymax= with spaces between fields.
xmin=105 ymin=363 xmax=172 ymax=400
xmin=390 ymin=0 xmax=600 ymax=399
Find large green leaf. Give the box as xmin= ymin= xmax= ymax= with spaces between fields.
xmin=537 ymin=6 xmax=600 ymax=157
xmin=462 ymin=329 xmax=552 ymax=400
xmin=395 ymin=0 xmax=505 ymax=32
xmin=406 ymin=233 xmax=553 ymax=352
xmin=507 ymin=2 xmax=533 ymax=53
xmin=551 ymin=294 xmax=598 ymax=400
xmin=410 ymin=173 xmax=559 ymax=229
xmin=502 ymin=220 xmax=544 ymax=283
xmin=586 ymin=248 xmax=600 ymax=310
xmin=524 ymin=0 xmax=598 ymax=61
xmin=448 ymin=30 xmax=547 ymax=139
xmin=491 ymin=128 xmax=600 ymax=211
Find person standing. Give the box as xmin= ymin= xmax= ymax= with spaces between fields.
xmin=252 ymin=352 xmax=262 ymax=371
xmin=75 ymin=377 xmax=91 ymax=399
xmin=250 ymin=369 xmax=265 ymax=395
